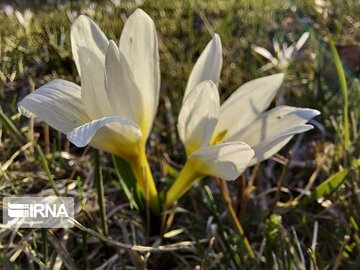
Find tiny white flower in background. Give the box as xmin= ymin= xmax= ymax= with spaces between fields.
xmin=3 ymin=5 xmax=14 ymax=17
xmin=18 ymin=9 xmax=160 ymax=162
xmin=15 ymin=9 xmax=33 ymax=29
xmin=253 ymin=32 xmax=310 ymax=72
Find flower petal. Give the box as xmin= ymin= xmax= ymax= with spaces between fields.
xmin=259 ymin=62 xmax=276 ymax=73
xmin=212 ymin=73 xmax=284 ymax=143
xmin=253 ymin=46 xmax=278 ymax=66
xmin=18 ymin=79 xmax=89 ymax=133
xmin=67 ymin=116 xmax=142 ymax=158
xmin=189 ymin=142 xmax=254 ymax=180
xmin=78 ymin=47 xmax=113 ymax=119
xmin=71 ymin=15 xmax=109 ymax=76
xmin=295 ymin=32 xmax=310 ymax=52
xmin=178 ymin=81 xmax=220 ymax=156
xmin=248 ymin=125 xmax=313 ymax=166
xmin=233 ymin=105 xmax=320 ymax=165
xmin=184 ymin=34 xmax=222 ymax=101
xmin=105 ymin=41 xmax=143 ymax=128
xmin=284 ymin=44 xmax=295 ymax=60
xmin=119 ymin=9 xmax=160 ymax=139
xmin=235 ymin=106 xmax=320 ymax=145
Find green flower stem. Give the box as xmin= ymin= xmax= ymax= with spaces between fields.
xmin=94 ymin=150 xmax=108 ymax=236
xmin=130 ymin=152 xmax=159 ymax=213
xmin=165 ymin=161 xmax=201 ymax=209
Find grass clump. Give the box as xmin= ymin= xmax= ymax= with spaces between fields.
xmin=0 ymin=0 xmax=360 ymax=269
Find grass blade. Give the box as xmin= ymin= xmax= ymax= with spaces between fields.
xmin=300 ymin=169 xmax=350 ymax=206
xmin=112 ymin=155 xmax=141 ymax=209
xmin=36 ymin=144 xmax=60 ymax=196
xmin=0 ymin=107 xmax=25 ymax=146
xmin=328 ymin=36 xmax=350 ymax=150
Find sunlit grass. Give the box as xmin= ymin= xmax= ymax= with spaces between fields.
xmin=0 ymin=0 xmax=359 ymax=269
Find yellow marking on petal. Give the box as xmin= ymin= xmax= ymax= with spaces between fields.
xmin=186 ymin=141 xmax=201 ymax=157
xmin=211 ymin=129 xmax=228 ymax=145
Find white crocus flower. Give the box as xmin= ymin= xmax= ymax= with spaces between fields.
xmin=165 ymin=35 xmax=319 ymax=207
xmin=18 ymin=9 xmax=160 ymax=209
xmin=165 ymin=80 xmax=255 ymax=207
xmin=184 ymin=35 xmax=319 ymax=164
xmin=253 ymin=32 xmax=310 ymax=72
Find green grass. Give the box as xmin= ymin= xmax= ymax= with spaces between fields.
xmin=0 ymin=0 xmax=360 ymax=269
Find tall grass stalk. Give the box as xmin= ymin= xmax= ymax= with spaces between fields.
xmin=328 ymin=36 xmax=350 ymax=151
xmin=37 ymin=144 xmax=59 ymax=197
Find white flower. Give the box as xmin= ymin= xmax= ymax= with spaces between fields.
xmin=19 ymin=8 xmax=159 ymax=159
xmin=166 ymin=34 xmax=319 ymax=207
xmin=18 ymin=9 xmax=160 ymax=207
xmin=3 ymin=5 xmax=14 ymax=17
xmin=253 ymin=32 xmax=310 ymax=72
xmin=177 ymin=80 xmax=255 ymax=183
xmin=180 ymin=35 xmax=319 ymax=166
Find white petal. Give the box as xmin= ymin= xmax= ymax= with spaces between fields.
xmin=178 ymin=81 xmax=220 ymax=155
xmin=259 ymin=62 xmax=276 ymax=72
xmin=105 ymin=41 xmax=142 ymax=127
xmin=253 ymin=46 xmax=278 ymax=66
xmin=248 ymin=125 xmax=313 ymax=166
xmin=295 ymin=32 xmax=310 ymax=51
xmin=18 ymin=79 xmax=89 ymax=133
xmin=184 ymin=34 xmax=222 ymax=101
xmin=284 ymin=45 xmax=295 ymax=60
xmin=67 ymin=116 xmax=142 ymax=158
xmin=212 ymin=74 xmax=284 ymax=143
xmin=78 ymin=47 xmax=113 ymax=119
xmin=273 ymin=40 xmax=281 ymax=57
xmin=235 ymin=106 xmax=320 ymax=145
xmin=71 ymin=15 xmax=109 ymax=76
xmin=190 ymin=142 xmax=254 ymax=180
xmin=119 ymin=9 xmax=160 ymax=139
